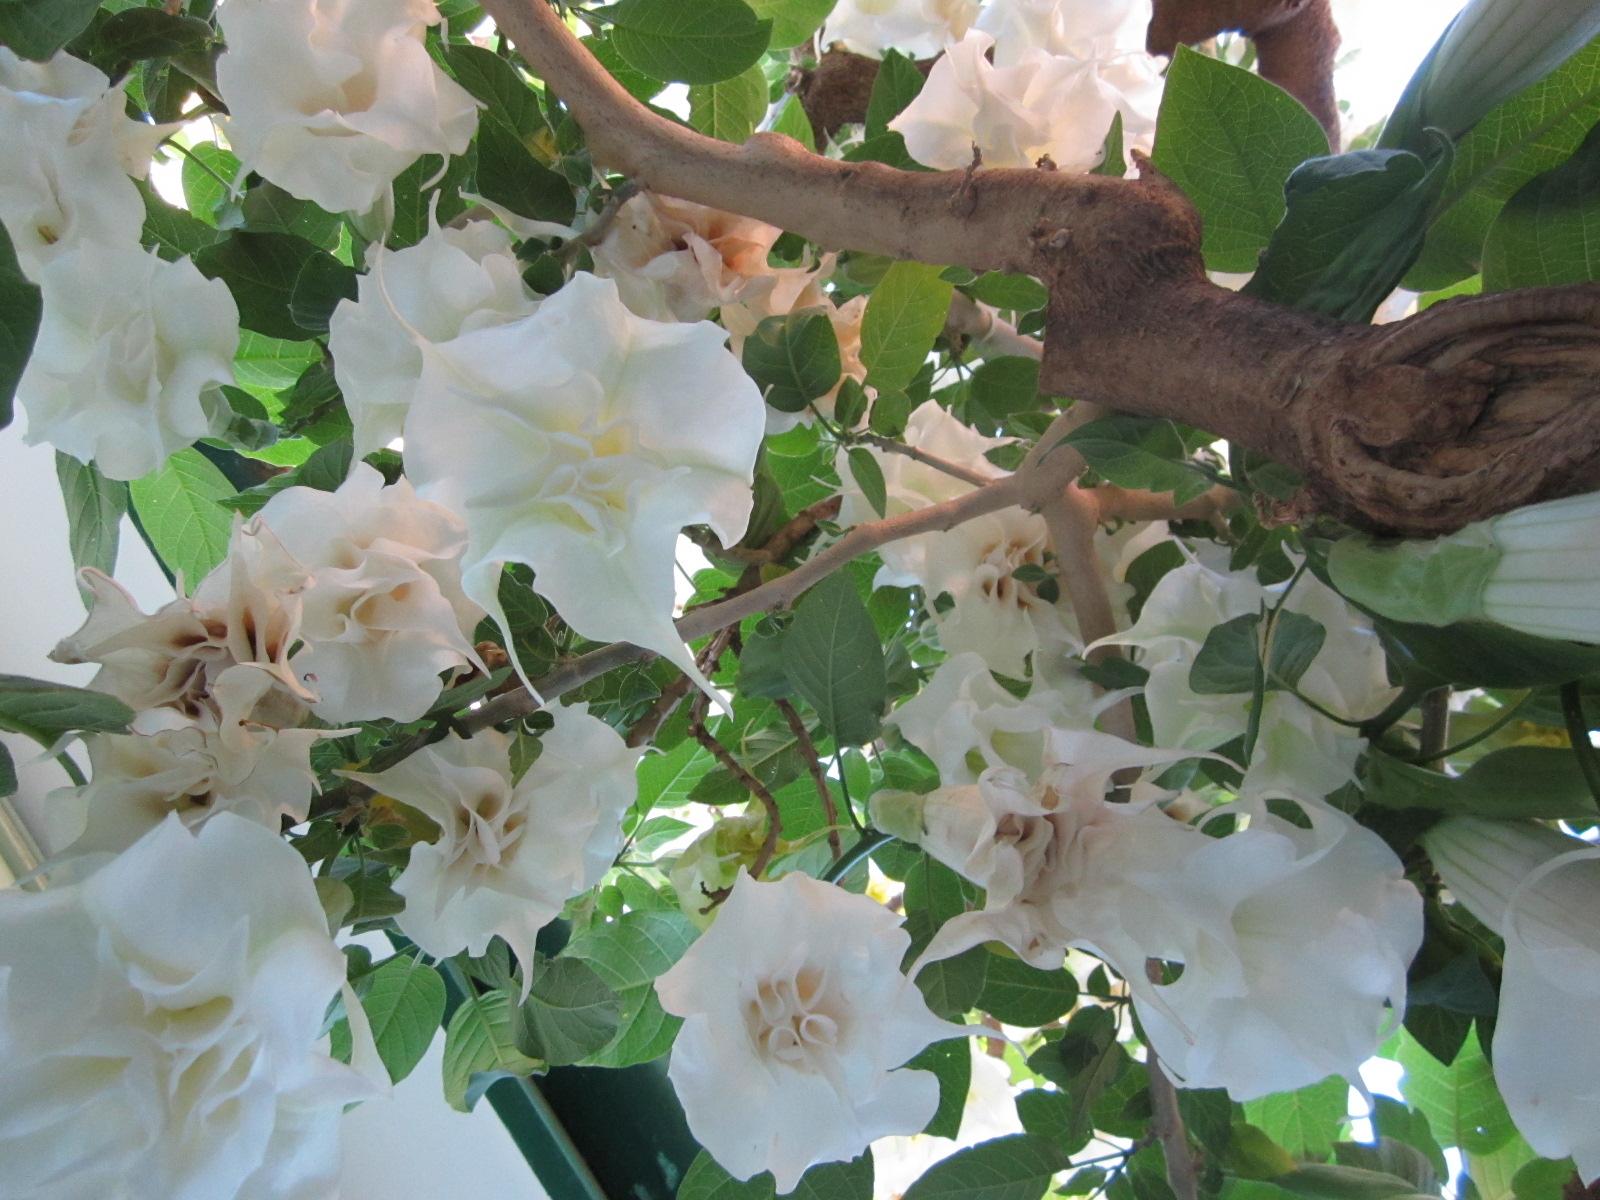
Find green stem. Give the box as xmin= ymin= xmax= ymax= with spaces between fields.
xmin=55 ymin=753 xmax=87 ymax=788
xmin=1405 ymin=690 xmax=1533 ymax=764
xmin=1560 ymin=682 xmax=1600 ymax=806
xmin=821 ymin=829 xmax=891 ymax=884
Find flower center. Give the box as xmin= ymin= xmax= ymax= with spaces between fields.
xmin=743 ymin=965 xmax=843 ymax=1069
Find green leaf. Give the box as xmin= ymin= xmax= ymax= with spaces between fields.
xmin=970 ymin=356 xmax=1042 ymax=425
xmin=866 ymin=49 xmax=925 ymax=136
xmin=361 ymin=956 xmax=447 ymax=1084
xmin=690 ymin=62 xmax=770 ymax=143
xmin=563 ymin=909 xmax=699 ymax=1067
xmin=636 ymin=738 xmax=716 ymax=809
xmin=738 ymin=618 xmax=795 ymax=700
xmin=239 ymin=183 xmax=342 ymax=251
xmin=0 ymin=0 xmax=102 ymax=60
xmin=441 ymin=989 xmax=543 ymax=1112
xmin=966 ymin=273 xmax=1049 ymax=313
xmin=584 ymin=33 xmax=666 ymax=101
xmin=473 ymin=118 xmax=577 ymax=226
xmin=1151 ymin=45 xmax=1331 ymax=272
xmin=771 ymin=93 xmax=816 ymax=146
xmin=128 ymin=448 xmax=236 ymax=587
xmin=179 ymin=143 xmax=242 ymax=228
xmin=1334 ymin=1140 xmax=1440 ymax=1194
xmin=678 ymin=1152 xmax=777 ymax=1200
xmin=901 ymin=1133 xmax=1066 ymax=1200
xmin=907 ymin=1038 xmax=971 ymax=1139
xmin=1396 ymin=1026 xmax=1518 ymax=1156
xmin=1406 ymin=39 xmax=1600 ymax=291
xmin=1025 ymin=1007 xmax=1128 ymax=1150
xmin=847 ymin=447 xmax=887 ymax=518
xmin=139 ymin=181 xmax=221 ymax=262
xmin=1375 ymin=617 xmax=1600 ymax=690
xmin=860 ymin=261 xmax=954 ymax=394
xmin=0 ymin=222 xmax=42 ymax=432
xmin=1244 ymin=1075 xmax=1349 ymax=1159
xmin=1363 ymin=746 xmax=1600 ymax=820
xmin=975 ymin=952 xmax=1078 ymax=1026
xmin=1065 ymin=416 xmax=1213 ymax=505
xmin=783 ymin=573 xmax=888 ymax=747
xmin=742 ymin=308 xmax=843 ymax=413
xmin=194 ymin=232 xmax=324 ymax=341
xmin=1093 ymin=110 xmax=1126 ymax=176
xmin=1268 ymin=609 xmax=1326 ymax=691
xmin=445 ymin=43 xmax=546 ymax=136
xmin=1483 ymin=117 xmax=1600 ymax=289
xmin=0 ymin=742 xmax=15 ymax=799
xmin=0 ymin=674 xmax=134 ymax=745
xmin=288 ymin=252 xmax=358 ymax=334
xmin=1190 ymin=613 xmax=1263 ymax=695
xmin=744 ymin=0 xmax=835 ymax=49
xmin=93 ymin=9 xmax=212 ymax=63
xmin=56 ymin=454 xmax=127 ymax=591
xmin=1467 ymin=1133 xmax=1538 ymax=1200
xmin=515 ymin=957 xmax=622 ymax=1068
xmin=604 ymin=0 xmax=772 ymax=85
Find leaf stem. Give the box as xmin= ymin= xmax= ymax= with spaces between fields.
xmin=821 ymin=828 xmax=892 ymax=884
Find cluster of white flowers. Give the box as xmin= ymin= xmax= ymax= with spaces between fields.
xmin=888 ymin=0 xmax=1166 ymax=172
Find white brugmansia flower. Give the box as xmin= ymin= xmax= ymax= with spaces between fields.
xmin=669 ymin=810 xmax=769 ymax=928
xmin=1425 ymin=817 xmax=1600 ymax=1179
xmin=891 ymin=0 xmax=1163 ymax=173
xmin=347 ymin=709 xmax=639 ymax=982
xmin=822 ymin=0 xmax=980 ymax=58
xmin=329 ymin=220 xmax=539 ymax=459
xmin=64 ymin=673 xmax=325 ymax=855
xmin=0 ymin=813 xmax=376 ymax=1200
xmin=0 ymin=48 xmax=167 ymax=280
xmin=215 ymin=0 xmax=479 ymax=215
xmin=888 ymin=651 xmax=1097 ymax=785
xmin=54 ymin=520 xmax=315 ymax=724
xmin=655 ymin=870 xmax=964 ymax=1192
xmin=255 ymin=464 xmax=483 ymax=722
xmin=18 ymin=242 xmax=239 ymax=480
xmin=1098 ymin=558 xmax=1397 ymax=797
xmin=591 ymin=191 xmax=785 ymax=324
xmin=405 ymin=272 xmax=766 ymax=692
xmin=839 ymin=402 xmax=1071 ymax=676
xmin=1329 ymin=490 xmax=1600 ymax=643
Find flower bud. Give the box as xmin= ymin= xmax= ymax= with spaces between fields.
xmin=669 ymin=812 xmax=769 ymax=927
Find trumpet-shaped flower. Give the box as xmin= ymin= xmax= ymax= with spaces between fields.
xmin=329 ymin=221 xmax=539 ymax=459
xmin=347 ymin=709 xmax=638 ymax=983
xmin=255 ymin=464 xmax=483 ymax=722
xmin=655 ymin=870 xmax=963 ymax=1192
xmin=0 ymin=48 xmax=167 ymax=280
xmin=591 ymin=191 xmax=784 ymax=323
xmin=0 ymin=814 xmax=374 ymax=1200
xmin=1330 ymin=490 xmax=1600 ymax=643
xmin=1425 ymin=817 xmax=1600 ymax=1179
xmin=405 ymin=272 xmax=766 ymax=692
xmin=821 ymin=0 xmax=980 ymax=59
xmin=18 ymin=242 xmax=238 ymax=480
xmin=216 ymin=0 xmax=479 ymax=215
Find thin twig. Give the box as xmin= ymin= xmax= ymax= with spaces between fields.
xmin=859 ymin=434 xmax=994 ymax=488
xmin=777 ymin=699 xmax=842 ymax=858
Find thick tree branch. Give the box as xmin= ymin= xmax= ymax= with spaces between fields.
xmin=1147 ymin=0 xmax=1342 ymax=146
xmin=484 ymin=0 xmax=1600 ymax=537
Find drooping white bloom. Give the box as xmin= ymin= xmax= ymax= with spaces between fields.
xmin=405 ymin=272 xmax=766 ymax=691
xmin=839 ymin=402 xmax=1072 ymax=676
xmin=821 ymin=0 xmax=980 ymax=59
xmin=1098 ymin=558 xmax=1397 ymax=796
xmin=890 ymin=0 xmax=1164 ymax=173
xmin=215 ymin=0 xmax=479 ymax=215
xmin=1329 ymin=490 xmax=1600 ymax=644
xmin=18 ymin=242 xmax=238 ymax=480
xmin=1425 ymin=817 xmax=1600 ymax=1179
xmin=0 ymin=813 xmax=374 ymax=1200
xmin=0 ymin=48 xmax=167 ymax=280
xmin=347 ymin=710 xmax=639 ymax=982
xmin=329 ymin=221 xmax=539 ymax=459
xmin=655 ymin=870 xmax=963 ymax=1192
xmin=255 ymin=464 xmax=483 ymax=722
xmin=888 ymin=651 xmax=1096 ymax=785
xmin=591 ymin=191 xmax=784 ymax=324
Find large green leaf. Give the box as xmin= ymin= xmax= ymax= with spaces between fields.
xmin=744 ymin=0 xmax=835 ymax=49
xmin=860 ymin=261 xmax=954 ymax=393
xmin=515 ymin=957 xmax=623 ymax=1068
xmin=194 ymin=232 xmax=327 ymax=341
xmin=360 ymin=956 xmax=447 ymax=1085
xmin=0 ymin=674 xmax=134 ymax=745
xmin=1396 ymin=1026 xmax=1518 ymax=1156
xmin=1065 ymin=415 xmax=1213 ymax=506
xmin=782 ymin=573 xmax=887 ymax=747
xmin=689 ymin=63 xmax=770 ymax=143
xmin=1482 ymin=117 xmax=1600 ymax=288
xmin=441 ymin=989 xmax=542 ymax=1112
xmin=678 ymin=1150 xmax=875 ymax=1200
xmin=55 ymin=454 xmax=127 ymax=593
xmin=0 ymin=222 xmax=41 ymax=433
xmin=604 ymin=0 xmax=772 ymax=85
xmin=741 ymin=309 xmax=843 ymax=413
xmin=0 ymin=0 xmax=102 ymax=59
xmin=901 ymin=1134 xmax=1066 ymax=1200
xmin=473 ymin=118 xmax=576 ymax=226
xmin=444 ymin=43 xmax=546 ymax=137
xmin=1151 ymin=45 xmax=1330 ymax=273
xmin=1406 ymin=38 xmax=1600 ymax=291
xmin=1244 ymin=1075 xmax=1349 ymax=1159
xmin=975 ymin=952 xmax=1079 ymax=1026
xmin=128 ymin=448 xmax=236 ymax=587
xmin=562 ymin=910 xmax=698 ymax=1067
xmin=907 ymin=1037 xmax=972 ymax=1139
xmin=1364 ymin=746 xmax=1600 ymax=819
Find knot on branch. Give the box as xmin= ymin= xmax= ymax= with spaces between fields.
xmin=1307 ymin=287 xmax=1600 ymax=533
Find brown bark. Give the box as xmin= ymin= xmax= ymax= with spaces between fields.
xmin=483 ymin=0 xmax=1600 ymax=537
xmin=1147 ymin=0 xmax=1342 ymax=146
xmin=794 ymin=49 xmax=934 ymax=148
